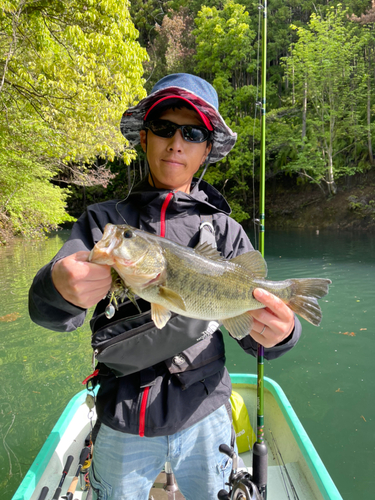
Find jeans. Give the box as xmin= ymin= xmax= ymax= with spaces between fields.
xmin=89 ymin=404 xmax=234 ymax=500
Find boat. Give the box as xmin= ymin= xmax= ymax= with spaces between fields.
xmin=11 ymin=373 xmax=343 ymax=500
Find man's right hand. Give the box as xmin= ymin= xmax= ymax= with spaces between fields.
xmin=51 ymin=251 xmax=112 ymax=309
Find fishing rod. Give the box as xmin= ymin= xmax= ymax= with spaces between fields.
xmin=253 ymin=1 xmax=268 ymax=498
xmin=217 ymin=4 xmax=268 ymax=499
xmin=62 ymin=446 xmax=91 ymax=500
xmin=50 ymin=454 xmax=74 ymax=500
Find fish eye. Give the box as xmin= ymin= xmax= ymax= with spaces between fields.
xmin=123 ymin=229 xmax=133 ymax=239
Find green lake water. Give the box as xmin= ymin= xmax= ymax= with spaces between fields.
xmin=0 ymin=228 xmax=374 ymax=499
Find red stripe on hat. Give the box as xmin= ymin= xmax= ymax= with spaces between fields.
xmin=144 ymin=96 xmax=213 ymax=131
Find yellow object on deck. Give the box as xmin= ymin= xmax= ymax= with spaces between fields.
xmin=230 ymin=390 xmax=256 ymax=453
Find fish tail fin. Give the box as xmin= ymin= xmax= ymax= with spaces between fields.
xmin=287 ymin=278 xmax=331 ymax=327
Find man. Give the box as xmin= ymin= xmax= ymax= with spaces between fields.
xmin=29 ymin=74 xmax=300 ymax=499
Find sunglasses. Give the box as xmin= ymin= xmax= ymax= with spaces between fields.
xmin=144 ymin=119 xmax=211 ymax=143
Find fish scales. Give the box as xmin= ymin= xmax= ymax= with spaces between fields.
xmin=89 ymin=224 xmax=332 ymax=339
xmin=163 ymin=249 xmax=262 ymax=318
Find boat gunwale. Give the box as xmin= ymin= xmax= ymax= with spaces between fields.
xmin=12 ymin=375 xmax=343 ymax=500
xmin=230 ymin=373 xmax=343 ymax=500
xmin=11 ymin=388 xmax=97 ymax=500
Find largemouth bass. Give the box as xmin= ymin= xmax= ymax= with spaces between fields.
xmin=89 ymin=224 xmax=332 ymax=339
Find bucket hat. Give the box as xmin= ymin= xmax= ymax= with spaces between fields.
xmin=120 ymin=73 xmax=237 ymax=163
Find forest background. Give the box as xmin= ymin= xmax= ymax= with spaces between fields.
xmin=1 ymin=0 xmax=375 ymax=244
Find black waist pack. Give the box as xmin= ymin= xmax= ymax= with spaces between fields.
xmin=90 ymin=296 xmax=220 ymax=377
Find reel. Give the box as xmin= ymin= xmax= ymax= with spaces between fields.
xmin=217 ymin=444 xmax=263 ymax=500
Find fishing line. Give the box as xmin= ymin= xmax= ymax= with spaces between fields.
xmin=115 ymin=157 xmax=138 ymax=224
xmin=251 ymin=4 xmax=263 ymax=252
xmin=270 ymin=430 xmax=300 ymax=500
xmin=251 ymin=2 xmax=262 ymax=442
xmin=270 ymin=432 xmax=291 ymax=500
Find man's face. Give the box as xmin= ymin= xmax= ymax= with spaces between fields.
xmin=139 ymin=107 xmax=212 ymax=193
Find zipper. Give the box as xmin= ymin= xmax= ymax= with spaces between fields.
xmin=138 ymin=386 xmax=150 ymax=437
xmin=138 ymin=190 xmax=173 ymax=436
xmin=160 ymin=192 xmax=173 ymax=237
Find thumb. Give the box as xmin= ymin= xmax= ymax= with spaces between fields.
xmin=73 ymin=251 xmax=91 ymax=262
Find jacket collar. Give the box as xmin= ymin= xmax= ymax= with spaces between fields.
xmin=127 ymin=177 xmax=231 ymax=216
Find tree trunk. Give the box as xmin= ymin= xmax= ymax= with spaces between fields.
xmin=326 ymin=153 xmax=337 ymax=195
xmin=367 ymin=48 xmax=374 ymax=165
xmin=302 ymin=79 xmax=307 ymax=142
xmin=367 ymin=74 xmax=373 ymax=165
xmin=127 ymin=160 xmax=131 ymax=190
xmin=292 ymin=59 xmax=295 ymax=106
xmin=327 ymin=109 xmax=337 ymax=195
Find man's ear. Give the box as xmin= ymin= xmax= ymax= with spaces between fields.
xmin=202 ymin=142 xmax=212 ymax=164
xmin=139 ymin=130 xmax=147 ymax=152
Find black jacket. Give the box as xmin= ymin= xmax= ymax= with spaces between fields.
xmin=29 ymin=178 xmax=301 ymax=436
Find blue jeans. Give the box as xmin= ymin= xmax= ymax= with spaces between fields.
xmin=89 ymin=404 xmax=235 ymax=500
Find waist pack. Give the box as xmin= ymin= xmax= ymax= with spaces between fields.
xmin=90 ymin=296 xmax=221 ymax=377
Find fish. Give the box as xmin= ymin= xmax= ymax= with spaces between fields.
xmin=89 ymin=223 xmax=332 ymax=339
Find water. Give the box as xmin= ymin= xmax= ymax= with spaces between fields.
xmin=0 ymin=229 xmax=374 ymax=499
xmin=225 ymin=229 xmax=375 ymax=498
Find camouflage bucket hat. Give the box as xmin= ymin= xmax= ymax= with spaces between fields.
xmin=120 ymin=73 xmax=237 ymax=163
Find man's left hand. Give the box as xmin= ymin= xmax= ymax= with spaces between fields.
xmin=249 ymin=288 xmax=295 ymax=348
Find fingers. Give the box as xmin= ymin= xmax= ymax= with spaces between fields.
xmin=249 ymin=288 xmax=295 ymax=347
xmin=253 ymin=288 xmax=292 ymax=322
xmin=52 ymin=252 xmax=112 ymax=309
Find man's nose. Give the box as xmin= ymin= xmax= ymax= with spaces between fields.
xmin=167 ymin=129 xmax=184 ymax=150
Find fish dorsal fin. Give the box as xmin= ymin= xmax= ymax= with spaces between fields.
xmin=231 ymin=250 xmax=267 ymax=278
xmin=158 ymin=286 xmax=186 ymax=311
xmin=222 ymin=312 xmax=254 ymax=340
xmin=194 ymin=242 xmax=225 ymax=261
xmin=151 ymin=303 xmax=171 ymax=329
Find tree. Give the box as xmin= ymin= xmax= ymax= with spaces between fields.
xmin=283 ymin=6 xmax=367 ymax=195
xmin=0 ymin=0 xmax=148 ymax=239
xmin=145 ymin=7 xmax=196 ymax=91
xmin=128 ymin=0 xmax=172 ymax=46
xmin=351 ymin=0 xmax=375 ymax=166
xmin=194 ymin=0 xmax=257 ymax=222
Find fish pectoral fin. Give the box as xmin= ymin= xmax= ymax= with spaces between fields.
xmin=151 ymin=303 xmax=172 ymax=329
xmin=231 ymin=251 xmax=267 ymax=278
xmin=158 ymin=286 xmax=186 ymax=311
xmin=222 ymin=312 xmax=254 ymax=340
xmin=194 ymin=242 xmax=225 ymax=261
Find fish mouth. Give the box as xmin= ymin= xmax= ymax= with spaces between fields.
xmin=89 ymin=235 xmax=119 ymax=264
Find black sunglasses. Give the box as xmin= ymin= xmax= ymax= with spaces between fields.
xmin=144 ymin=119 xmax=211 ymax=143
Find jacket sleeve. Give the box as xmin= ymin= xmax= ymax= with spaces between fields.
xmin=234 ymin=315 xmax=301 ymax=360
xmin=28 ymin=209 xmax=104 ymax=332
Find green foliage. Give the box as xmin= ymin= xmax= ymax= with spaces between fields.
xmin=348 ymin=194 xmax=375 ymax=220
xmin=193 ymin=1 xmax=259 ymax=219
xmin=2 ymin=0 xmax=373 ymax=236
xmin=0 ymin=0 xmax=148 ymax=239
xmin=145 ymin=6 xmax=196 ymax=91
xmin=283 ymin=5 xmax=369 ymax=193
xmin=129 ymin=0 xmax=173 ymax=46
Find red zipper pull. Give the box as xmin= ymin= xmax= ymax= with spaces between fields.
xmin=82 ymin=369 xmax=99 ymax=385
